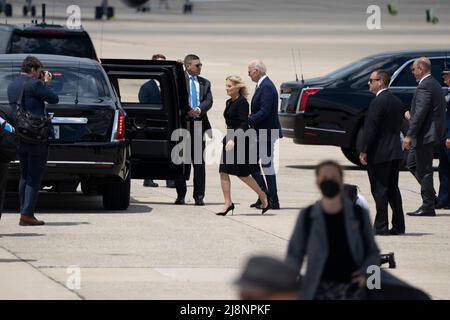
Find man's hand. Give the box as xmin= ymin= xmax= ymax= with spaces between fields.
xmin=446 ymin=138 xmax=450 ymax=149
xmin=187 ymin=108 xmax=201 ymax=118
xmin=225 ymin=140 xmax=235 ymax=151
xmin=351 ymin=271 xmax=366 ymax=288
xmin=359 ymin=152 xmax=368 ymax=165
xmin=404 ymin=110 xmax=411 ymax=121
xmin=403 ymin=136 xmax=412 ymax=150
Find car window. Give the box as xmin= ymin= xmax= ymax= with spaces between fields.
xmin=0 ymin=29 xmax=9 ymax=52
xmin=9 ymin=33 xmax=96 ymax=59
xmin=326 ymin=57 xmax=376 ymax=79
xmin=0 ymin=65 xmax=110 ymax=103
xmin=391 ymin=58 xmax=447 ymax=87
xmin=117 ymin=78 xmax=164 ymax=110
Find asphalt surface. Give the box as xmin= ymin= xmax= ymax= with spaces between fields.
xmin=1 ymin=0 xmax=450 ymax=300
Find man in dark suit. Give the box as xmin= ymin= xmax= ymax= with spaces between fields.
xmin=174 ymin=54 xmax=213 ymax=206
xmin=403 ymin=57 xmax=447 ymax=217
xmin=436 ymin=63 xmax=450 ymax=209
xmin=247 ymin=60 xmax=282 ymax=209
xmin=359 ymin=70 xmax=405 ymax=235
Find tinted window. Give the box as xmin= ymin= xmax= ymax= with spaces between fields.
xmin=9 ymin=33 xmax=96 ymax=59
xmin=391 ymin=58 xmax=447 ymax=87
xmin=326 ymin=57 xmax=375 ymax=79
xmin=0 ymin=65 xmax=110 ymax=103
xmin=0 ymin=29 xmax=10 ymax=52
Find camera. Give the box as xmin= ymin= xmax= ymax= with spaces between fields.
xmin=40 ymin=70 xmax=52 ymax=81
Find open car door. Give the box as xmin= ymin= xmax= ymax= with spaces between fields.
xmin=102 ymin=59 xmax=188 ymax=179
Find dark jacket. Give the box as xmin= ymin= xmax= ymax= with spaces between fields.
xmin=407 ymin=75 xmax=446 ymax=146
xmin=185 ymin=72 xmax=213 ymax=132
xmin=249 ymin=77 xmax=282 ymax=138
xmin=444 ymin=89 xmax=450 ymax=139
xmin=138 ymin=80 xmax=162 ymax=104
xmin=224 ymin=95 xmax=249 ymax=130
xmin=286 ymin=197 xmax=380 ymax=300
xmin=7 ymin=74 xmax=59 ymax=117
xmin=362 ymin=89 xmax=404 ymax=164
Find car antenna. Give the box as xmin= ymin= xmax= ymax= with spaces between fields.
xmin=75 ymin=62 xmax=81 ymax=105
xmin=297 ymin=49 xmax=305 ymax=86
xmin=291 ymin=48 xmax=299 ymax=82
xmin=42 ymin=3 xmax=46 ymax=24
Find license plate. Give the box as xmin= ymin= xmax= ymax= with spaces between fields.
xmin=53 ymin=125 xmax=60 ymax=139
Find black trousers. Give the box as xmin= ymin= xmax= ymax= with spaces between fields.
xmin=0 ymin=161 xmax=9 ymax=217
xmin=406 ymin=143 xmax=436 ymax=211
xmin=175 ymin=120 xmax=206 ymax=201
xmin=367 ymin=159 xmax=405 ymax=232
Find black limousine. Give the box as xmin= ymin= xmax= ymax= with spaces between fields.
xmin=0 ymin=54 xmax=188 ymax=210
xmin=279 ymin=49 xmax=449 ymax=165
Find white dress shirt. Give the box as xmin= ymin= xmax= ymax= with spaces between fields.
xmin=256 ymin=75 xmax=268 ymax=89
xmin=376 ymin=88 xmax=388 ymax=97
xmin=418 ymin=73 xmax=431 ymax=85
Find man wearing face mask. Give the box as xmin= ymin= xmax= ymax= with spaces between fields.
xmin=286 ymin=160 xmax=380 ymax=300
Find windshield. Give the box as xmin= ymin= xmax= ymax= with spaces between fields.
xmin=326 ymin=57 xmax=376 ymax=79
xmin=9 ymin=33 xmax=96 ymax=59
xmin=0 ymin=65 xmax=110 ymax=103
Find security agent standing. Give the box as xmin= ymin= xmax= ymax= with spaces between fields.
xmin=436 ymin=64 xmax=450 ymax=209
xmin=403 ymin=57 xmax=447 ymax=217
xmin=7 ymin=56 xmax=59 ymax=226
xmin=359 ymin=70 xmax=405 ymax=235
xmin=174 ymin=54 xmax=213 ymax=205
xmin=0 ymin=118 xmax=15 ymax=222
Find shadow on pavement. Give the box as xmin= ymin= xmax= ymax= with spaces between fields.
xmin=0 ymin=233 xmax=45 ymax=237
xmin=0 ymin=259 xmax=37 ymax=263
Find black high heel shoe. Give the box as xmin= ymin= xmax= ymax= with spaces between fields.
xmin=216 ymin=203 xmax=235 ymax=216
xmin=261 ymin=197 xmax=270 ymax=215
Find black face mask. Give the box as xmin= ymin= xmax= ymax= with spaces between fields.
xmin=319 ymin=179 xmax=341 ymax=198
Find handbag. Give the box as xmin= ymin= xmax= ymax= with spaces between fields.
xmin=15 ymin=79 xmax=51 ymax=144
xmin=0 ymin=122 xmax=19 ymax=163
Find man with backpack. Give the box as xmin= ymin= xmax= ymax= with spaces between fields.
xmin=286 ymin=160 xmax=380 ymax=300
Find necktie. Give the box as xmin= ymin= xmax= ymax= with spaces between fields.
xmin=190 ymin=76 xmax=198 ymax=108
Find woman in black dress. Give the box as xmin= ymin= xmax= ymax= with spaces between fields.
xmin=217 ymin=76 xmax=269 ymax=216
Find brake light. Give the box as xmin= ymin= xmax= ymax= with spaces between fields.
xmin=116 ymin=112 xmax=125 ymax=140
xmin=297 ymin=88 xmax=322 ymax=113
xmin=38 ymin=29 xmax=65 ymax=34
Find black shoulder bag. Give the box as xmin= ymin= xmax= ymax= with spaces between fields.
xmin=15 ymin=80 xmax=52 ymax=144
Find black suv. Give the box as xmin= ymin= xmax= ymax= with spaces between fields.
xmin=0 ymin=54 xmax=188 ymax=210
xmin=0 ymin=22 xmax=98 ymax=60
xmin=279 ymin=49 xmax=449 ymax=165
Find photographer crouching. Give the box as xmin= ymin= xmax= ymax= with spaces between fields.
xmin=7 ymin=56 xmax=59 ymax=226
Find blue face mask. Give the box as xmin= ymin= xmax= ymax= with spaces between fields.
xmin=2 ymin=122 xmax=14 ymax=133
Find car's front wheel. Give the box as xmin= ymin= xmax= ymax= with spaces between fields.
xmin=102 ymin=173 xmax=130 ymax=210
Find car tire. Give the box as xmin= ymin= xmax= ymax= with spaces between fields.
xmin=341 ymin=147 xmax=361 ymax=166
xmin=102 ymin=173 xmax=130 ymax=210
xmin=5 ymin=3 xmax=12 ymax=17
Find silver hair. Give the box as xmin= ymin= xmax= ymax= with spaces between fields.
xmin=249 ymin=59 xmax=267 ymax=74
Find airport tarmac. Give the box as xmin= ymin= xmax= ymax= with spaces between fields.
xmin=1 ymin=0 xmax=450 ymax=300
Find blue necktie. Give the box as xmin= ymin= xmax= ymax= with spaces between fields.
xmin=190 ymin=76 xmax=198 ymax=108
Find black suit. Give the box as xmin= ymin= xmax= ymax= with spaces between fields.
xmin=175 ymin=72 xmax=213 ymax=201
xmin=406 ymin=75 xmax=447 ymax=211
xmin=362 ymin=89 xmax=405 ymax=232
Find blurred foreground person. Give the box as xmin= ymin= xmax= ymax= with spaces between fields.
xmin=286 ymin=160 xmax=380 ymax=300
xmin=235 ymin=255 xmax=302 ymax=300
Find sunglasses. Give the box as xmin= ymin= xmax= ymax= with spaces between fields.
xmin=193 ymin=63 xmax=203 ymax=68
xmin=368 ymin=78 xmax=380 ymax=83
